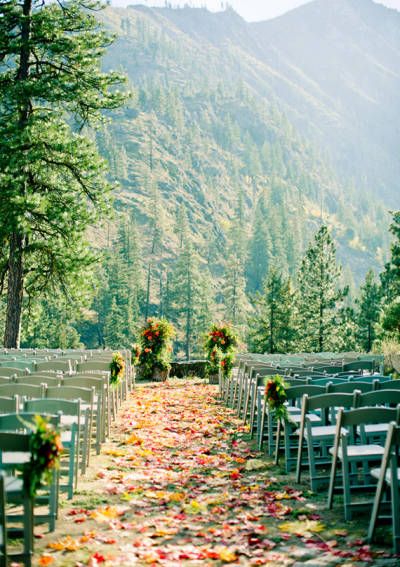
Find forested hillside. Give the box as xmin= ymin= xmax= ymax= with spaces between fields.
xmin=4 ymin=0 xmax=398 ymax=355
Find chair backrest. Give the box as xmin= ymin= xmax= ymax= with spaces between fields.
xmin=357 ymin=390 xmax=400 ymax=408
xmin=0 ymin=412 xmax=60 ymax=432
xmin=62 ymin=376 xmax=105 ymax=393
xmin=0 ymin=384 xmax=45 ymax=399
xmin=0 ymin=397 xmax=19 ymax=414
xmin=305 ymin=392 xmax=356 ymax=413
xmin=312 ymin=377 xmax=347 ymax=386
xmin=0 ymin=431 xmax=31 ymax=452
xmin=0 ymin=378 xmax=11 ymax=386
xmin=339 ymin=406 xmax=400 ymax=428
xmin=14 ymin=375 xmax=61 ymax=387
xmin=46 ymin=385 xmax=94 ymax=403
xmin=34 ymin=360 xmax=73 ymax=374
xmin=24 ymin=398 xmax=81 ymax=419
xmin=0 ymin=368 xmax=22 ymax=378
xmin=377 ymin=380 xmax=400 ymax=391
xmin=76 ymin=361 xmax=110 ymax=373
xmin=286 ymin=384 xmax=326 ymax=402
xmin=0 ymin=361 xmax=34 ymax=372
xmin=327 ymin=381 xmax=376 ymax=394
xmin=343 ymin=360 xmax=375 ymax=372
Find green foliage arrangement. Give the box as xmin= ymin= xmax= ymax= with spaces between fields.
xmin=134 ymin=318 xmax=175 ymax=380
xmin=264 ymin=375 xmax=290 ymax=423
xmin=110 ymin=352 xmax=125 ymax=386
xmin=22 ymin=415 xmax=63 ymax=498
xmin=204 ymin=323 xmax=238 ymax=378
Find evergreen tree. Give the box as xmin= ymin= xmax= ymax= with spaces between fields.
xmin=248 ymin=267 xmax=297 ymax=354
xmin=356 ymin=269 xmax=381 ymax=351
xmin=0 ymin=0 xmax=126 ymax=347
xmin=297 ymin=226 xmax=346 ymax=352
xmin=246 ymin=192 xmax=273 ymax=293
xmin=169 ymin=240 xmax=212 ymax=359
xmin=381 ymin=211 xmax=400 ymax=337
xmin=381 ymin=211 xmax=400 ymax=300
xmin=103 ymin=297 xmax=128 ymax=349
xmin=224 ymin=254 xmax=247 ymax=329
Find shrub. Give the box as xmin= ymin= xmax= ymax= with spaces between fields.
xmin=134 ymin=318 xmax=175 ymax=380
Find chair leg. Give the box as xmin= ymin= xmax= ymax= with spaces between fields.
xmin=258 ymin=402 xmax=266 ymax=451
xmin=274 ymin=419 xmax=281 ymax=465
xmin=390 ymin=459 xmax=400 ymax=553
xmin=0 ymin=475 xmax=7 ymax=567
xmin=23 ymin=492 xmax=33 ymax=567
xmin=327 ymin=452 xmax=338 ymax=509
xmin=342 ymin=456 xmax=352 ymax=521
xmin=368 ymin=464 xmax=386 ymax=544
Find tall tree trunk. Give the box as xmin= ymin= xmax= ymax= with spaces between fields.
xmin=185 ymin=265 xmax=192 ymax=361
xmin=4 ymin=233 xmax=25 ymax=348
xmin=4 ymin=0 xmax=32 ymax=348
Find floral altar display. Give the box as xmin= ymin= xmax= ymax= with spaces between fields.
xmin=204 ymin=323 xmax=238 ymax=384
xmin=133 ymin=318 xmax=175 ymax=381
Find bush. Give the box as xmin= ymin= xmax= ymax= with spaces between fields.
xmin=204 ymin=323 xmax=238 ymax=378
xmin=134 ymin=318 xmax=175 ymax=380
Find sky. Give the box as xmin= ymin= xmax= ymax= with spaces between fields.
xmin=112 ymin=0 xmax=400 ymax=21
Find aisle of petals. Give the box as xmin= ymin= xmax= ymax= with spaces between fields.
xmin=36 ymin=382 xmax=393 ymax=566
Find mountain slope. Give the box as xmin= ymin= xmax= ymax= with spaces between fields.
xmin=95 ymin=0 xmax=396 ymax=290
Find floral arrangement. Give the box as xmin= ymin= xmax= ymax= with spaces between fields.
xmin=264 ymin=375 xmax=290 ymax=423
xmin=204 ymin=323 xmax=238 ymax=378
xmin=134 ymin=318 xmax=175 ymax=380
xmin=132 ymin=344 xmax=141 ymax=366
xmin=110 ymin=352 xmax=125 ymax=385
xmin=22 ymin=415 xmax=63 ymax=498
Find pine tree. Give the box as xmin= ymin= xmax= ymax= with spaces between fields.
xmin=224 ymin=254 xmax=247 ymax=328
xmin=246 ymin=192 xmax=273 ymax=293
xmin=381 ymin=211 xmax=400 ymax=300
xmin=248 ymin=267 xmax=297 ymax=354
xmin=103 ymin=297 xmax=128 ymax=349
xmin=297 ymin=226 xmax=346 ymax=352
xmin=381 ymin=211 xmax=400 ymax=338
xmin=169 ymin=241 xmax=212 ymax=359
xmin=0 ymin=0 xmax=126 ymax=347
xmin=356 ymin=269 xmax=381 ymax=351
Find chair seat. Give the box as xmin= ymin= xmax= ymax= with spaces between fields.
xmin=3 ymin=475 xmax=26 ymax=503
xmin=303 ymin=425 xmax=347 ymax=439
xmin=371 ymin=466 xmax=400 ymax=483
xmin=330 ymin=444 xmax=385 ymax=459
xmin=1 ymin=452 xmax=30 ymax=465
xmin=290 ymin=413 xmax=321 ymax=425
xmin=359 ymin=424 xmax=390 ymax=435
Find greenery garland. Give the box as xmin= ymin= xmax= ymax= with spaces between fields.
xmin=110 ymin=352 xmax=125 ymax=385
xmin=21 ymin=415 xmax=63 ymax=498
xmin=204 ymin=323 xmax=238 ymax=378
xmin=264 ymin=375 xmax=290 ymax=423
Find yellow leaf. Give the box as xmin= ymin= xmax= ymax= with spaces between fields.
xmin=279 ymin=519 xmax=325 ymax=537
xmin=124 ymin=433 xmax=143 ymax=445
xmin=218 ymin=547 xmax=237 ymax=562
xmin=90 ymin=506 xmax=121 ymax=522
xmin=47 ymin=536 xmax=79 ymax=552
xmin=184 ymin=499 xmax=207 ymax=514
xmin=104 ymin=449 xmax=126 ymax=457
xmin=169 ymin=492 xmax=185 ymax=502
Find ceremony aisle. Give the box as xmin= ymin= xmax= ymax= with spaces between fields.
xmin=35 ymin=381 xmax=395 ymax=566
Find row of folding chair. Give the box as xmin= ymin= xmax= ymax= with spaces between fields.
xmin=219 ymin=368 xmax=400 ymax=554
xmin=258 ymin=380 xmax=400 ymax=461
